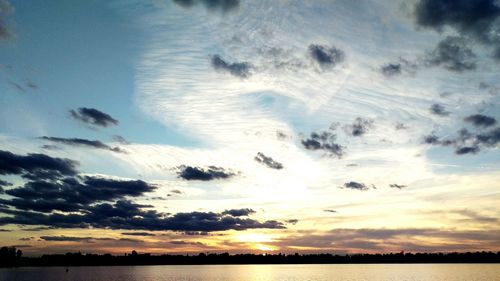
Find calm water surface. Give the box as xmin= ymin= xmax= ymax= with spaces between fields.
xmin=1 ymin=264 xmax=500 ymax=281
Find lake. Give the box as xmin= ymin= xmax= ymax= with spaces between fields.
xmin=1 ymin=264 xmax=499 ymax=281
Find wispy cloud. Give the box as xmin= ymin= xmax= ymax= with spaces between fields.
xmin=272 ymin=227 xmax=500 ymax=252
xmin=39 ymin=137 xmax=125 ymax=153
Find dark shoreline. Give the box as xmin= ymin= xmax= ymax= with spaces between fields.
xmin=2 ymin=251 xmax=500 ymax=267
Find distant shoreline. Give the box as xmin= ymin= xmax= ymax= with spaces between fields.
xmin=2 ymin=250 xmax=499 ymax=267
xmin=2 ymin=263 xmax=500 ymax=269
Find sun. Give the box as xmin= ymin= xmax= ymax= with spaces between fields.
xmin=254 ymin=244 xmax=277 ymax=252
xmin=233 ymin=232 xmax=279 ymax=252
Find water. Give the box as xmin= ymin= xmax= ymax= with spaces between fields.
xmin=1 ymin=264 xmax=499 ymax=281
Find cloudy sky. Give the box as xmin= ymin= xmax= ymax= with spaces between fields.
xmin=0 ymin=0 xmax=499 ymax=255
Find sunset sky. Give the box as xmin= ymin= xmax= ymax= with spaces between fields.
xmin=0 ymin=0 xmax=499 ymax=256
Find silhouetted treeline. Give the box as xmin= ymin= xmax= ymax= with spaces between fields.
xmin=1 ymin=247 xmax=500 ymax=267
xmin=0 ymin=246 xmax=23 ymax=267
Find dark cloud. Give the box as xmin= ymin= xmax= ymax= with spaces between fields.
xmin=0 ymin=201 xmax=285 ymax=232
xmin=323 ymin=209 xmax=337 ymax=213
xmin=0 ymin=150 xmax=155 ymax=214
xmin=39 ymin=136 xmax=125 ymax=153
xmin=302 ymin=127 xmax=345 ymax=158
xmin=0 ymin=196 xmax=80 ymax=213
xmin=173 ymin=0 xmax=240 ymax=13
xmin=455 ymin=146 xmax=480 ymax=155
xmin=0 ymin=150 xmax=284 ymax=232
xmin=82 ymin=177 xmax=155 ymax=199
xmin=21 ymin=226 xmax=55 ymax=231
xmin=379 ymin=58 xmax=418 ymax=77
xmin=308 ymin=44 xmax=345 ymax=70
xmin=342 ymin=181 xmax=370 ymax=191
xmin=177 ymin=165 xmax=236 ymax=181
xmin=167 ymin=189 xmax=183 ymax=197
xmin=414 ymin=0 xmax=500 ymax=33
xmin=254 ymin=152 xmax=283 ymax=170
xmin=40 ymin=236 xmax=142 ymax=243
xmin=150 ymin=211 xmax=285 ymax=232
xmin=40 ymin=236 xmax=93 ymax=242
xmin=148 ymin=196 xmax=168 ymax=201
xmin=429 ymin=103 xmax=450 ymax=116
xmin=425 ymin=36 xmax=476 ymax=72
xmin=210 ymin=55 xmax=251 ymax=78
xmin=287 ymin=219 xmax=298 ymax=225
xmin=1 ymin=176 xmax=157 ymax=213
xmin=221 ymin=208 xmax=255 ymax=217
xmin=0 ymin=0 xmax=14 ymax=40
xmin=414 ymin=0 xmax=500 ymax=59
xmin=423 ymin=126 xmax=500 ymax=155
xmin=344 ymin=118 xmax=374 ymax=137
xmin=380 ymin=63 xmax=402 ymax=77
xmin=390 ymin=184 xmax=407 ymax=189
xmin=0 ymin=229 xmax=11 ymax=232
xmin=121 ymin=232 xmax=156 ymax=236
xmin=464 ymin=114 xmax=497 ymax=127
xmin=422 ymin=133 xmax=441 ymax=145
xmin=166 ymin=189 xmax=183 ymax=197
xmin=169 ymin=240 xmax=205 ymax=246
xmin=0 ymin=150 xmax=78 ymax=180
xmin=476 ymin=127 xmax=500 ymax=146
xmin=183 ymin=231 xmax=209 ymax=236
xmin=70 ymin=107 xmax=119 ymax=128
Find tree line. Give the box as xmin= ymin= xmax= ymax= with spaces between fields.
xmin=1 ymin=247 xmax=499 ymax=267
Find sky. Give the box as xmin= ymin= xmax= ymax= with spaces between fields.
xmin=0 ymin=0 xmax=499 ymax=256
